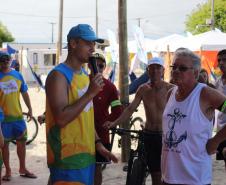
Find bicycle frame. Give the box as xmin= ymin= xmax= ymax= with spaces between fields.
xmin=112 ymin=128 xmax=149 ymax=185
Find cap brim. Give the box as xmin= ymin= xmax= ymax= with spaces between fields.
xmin=81 ymin=36 xmax=104 ymax=43
xmin=148 ymin=62 xmax=164 ymax=67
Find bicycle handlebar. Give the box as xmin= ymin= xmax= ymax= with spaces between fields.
xmin=110 ymin=127 xmax=142 ymax=136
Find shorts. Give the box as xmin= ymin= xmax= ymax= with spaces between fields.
xmin=143 ymin=130 xmax=162 ymax=173
xmin=216 ymin=139 xmax=226 ymax=161
xmin=1 ymin=120 xmax=27 ymax=142
xmin=96 ymin=143 xmax=111 ymax=164
xmin=49 ymin=165 xmax=95 ymax=185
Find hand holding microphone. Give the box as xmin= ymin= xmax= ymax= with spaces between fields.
xmin=89 ymin=56 xmax=99 ymax=75
xmin=88 ymin=56 xmax=104 ymax=96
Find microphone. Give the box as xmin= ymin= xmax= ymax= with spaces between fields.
xmin=89 ymin=56 xmax=98 ymax=75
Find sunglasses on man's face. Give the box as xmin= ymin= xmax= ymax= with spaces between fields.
xmin=170 ymin=65 xmax=193 ymax=72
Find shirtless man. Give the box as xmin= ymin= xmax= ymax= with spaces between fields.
xmin=104 ymin=57 xmax=174 ymax=185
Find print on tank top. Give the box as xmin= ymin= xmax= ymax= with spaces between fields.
xmin=164 ymin=108 xmax=187 ymax=150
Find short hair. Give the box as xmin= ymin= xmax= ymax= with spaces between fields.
xmin=174 ymin=48 xmax=201 ymax=70
xmin=200 ymin=68 xmax=208 ymax=74
xmin=67 ymin=38 xmax=80 ymax=52
xmin=217 ymin=49 xmax=226 ymax=57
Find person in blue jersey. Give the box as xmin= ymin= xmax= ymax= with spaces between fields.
xmin=45 ymin=24 xmax=118 ymax=185
xmin=0 ymin=51 xmax=36 ymax=181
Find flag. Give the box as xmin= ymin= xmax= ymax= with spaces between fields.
xmin=107 ymin=29 xmax=119 ymax=83
xmin=132 ymin=25 xmax=148 ymax=65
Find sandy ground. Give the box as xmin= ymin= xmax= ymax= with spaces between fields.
xmin=2 ymin=87 xmax=226 ymax=185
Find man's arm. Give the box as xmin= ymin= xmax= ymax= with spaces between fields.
xmin=107 ymin=83 xmax=123 ymax=122
xmin=95 ymin=131 xmax=118 ymax=163
xmin=203 ymin=87 xmax=226 ymax=154
xmin=46 ymin=71 xmax=103 ymax=128
xmin=103 ymin=85 xmax=145 ymax=129
xmin=21 ymin=91 xmax=33 ymax=118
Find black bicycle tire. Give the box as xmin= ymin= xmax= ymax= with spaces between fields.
xmin=130 ymin=117 xmax=143 ymax=130
xmin=11 ymin=112 xmax=39 ymax=145
xmin=129 ymin=158 xmax=146 ymax=185
xmin=125 ymin=150 xmax=136 ymax=185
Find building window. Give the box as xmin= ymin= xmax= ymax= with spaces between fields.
xmin=33 ymin=53 xmax=38 ymax=65
xmin=44 ymin=54 xmax=56 ymax=66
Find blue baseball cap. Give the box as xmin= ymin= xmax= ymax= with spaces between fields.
xmin=0 ymin=51 xmax=10 ymax=58
xmin=67 ymin=24 xmax=104 ymax=43
xmin=0 ymin=51 xmax=10 ymax=61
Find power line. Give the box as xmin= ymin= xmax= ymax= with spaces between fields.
xmin=0 ymin=11 xmax=93 ymax=19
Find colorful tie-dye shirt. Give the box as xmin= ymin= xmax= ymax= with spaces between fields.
xmin=0 ymin=70 xmax=28 ymax=122
xmin=46 ymin=63 xmax=95 ymax=170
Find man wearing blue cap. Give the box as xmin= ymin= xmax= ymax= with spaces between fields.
xmin=0 ymin=51 xmax=36 ymax=181
xmin=45 ymin=24 xmax=118 ymax=185
xmin=104 ymin=57 xmax=174 ymax=185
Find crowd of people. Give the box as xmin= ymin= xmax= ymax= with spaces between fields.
xmin=0 ymin=23 xmax=226 ymax=185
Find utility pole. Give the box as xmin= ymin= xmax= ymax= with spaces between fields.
xmin=56 ymin=0 xmax=64 ymax=64
xmin=136 ymin=17 xmax=142 ymax=27
xmin=96 ymin=0 xmax=99 ymax=36
xmin=211 ymin=0 xmax=215 ymax=30
xmin=118 ymin=0 xmax=130 ymax=162
xmin=49 ymin=22 xmax=56 ymax=43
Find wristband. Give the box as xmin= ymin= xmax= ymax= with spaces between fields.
xmin=95 ymin=139 xmax=102 ymax=145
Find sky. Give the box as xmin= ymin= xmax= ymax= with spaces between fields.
xmin=0 ymin=0 xmax=208 ymax=43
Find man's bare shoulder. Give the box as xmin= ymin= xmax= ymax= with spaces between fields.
xmin=163 ymin=81 xmax=175 ymax=90
xmin=46 ymin=70 xmax=68 ymax=94
xmin=201 ymin=85 xmax=224 ymax=101
xmin=137 ymin=82 xmax=151 ymax=93
xmin=46 ymin=70 xmax=67 ymax=85
xmin=135 ymin=82 xmax=151 ymax=98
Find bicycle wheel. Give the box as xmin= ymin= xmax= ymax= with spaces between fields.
xmin=130 ymin=117 xmax=143 ymax=130
xmin=129 ymin=158 xmax=147 ymax=185
xmin=126 ymin=150 xmax=136 ymax=185
xmin=130 ymin=117 xmax=143 ymax=148
xmin=11 ymin=113 xmax=39 ymax=145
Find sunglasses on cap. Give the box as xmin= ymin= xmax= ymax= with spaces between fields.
xmin=93 ymin=53 xmax=106 ymax=62
xmin=170 ymin=65 xmax=193 ymax=72
xmin=0 ymin=55 xmax=11 ymax=63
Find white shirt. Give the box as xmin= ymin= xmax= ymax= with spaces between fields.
xmin=162 ymin=83 xmax=213 ymax=185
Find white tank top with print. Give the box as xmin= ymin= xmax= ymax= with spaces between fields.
xmin=162 ymin=83 xmax=213 ymax=185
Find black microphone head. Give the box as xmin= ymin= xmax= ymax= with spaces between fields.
xmin=89 ymin=56 xmax=98 ymax=75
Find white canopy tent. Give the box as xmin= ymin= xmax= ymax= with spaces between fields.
xmin=169 ymin=30 xmax=226 ymax=51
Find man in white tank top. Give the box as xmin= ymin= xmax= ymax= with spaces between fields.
xmin=162 ymin=48 xmax=226 ymax=185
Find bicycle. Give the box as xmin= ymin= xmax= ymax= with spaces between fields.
xmin=111 ymin=127 xmax=149 ymax=185
xmin=11 ymin=112 xmax=39 ymax=145
xmin=118 ymin=115 xmax=143 ymax=148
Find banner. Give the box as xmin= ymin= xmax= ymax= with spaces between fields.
xmin=132 ymin=25 xmax=148 ymax=65
xmin=107 ymin=29 xmax=119 ymax=64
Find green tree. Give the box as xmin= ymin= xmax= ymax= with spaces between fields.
xmin=0 ymin=21 xmax=14 ymax=47
xmin=185 ymin=0 xmax=226 ymax=34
